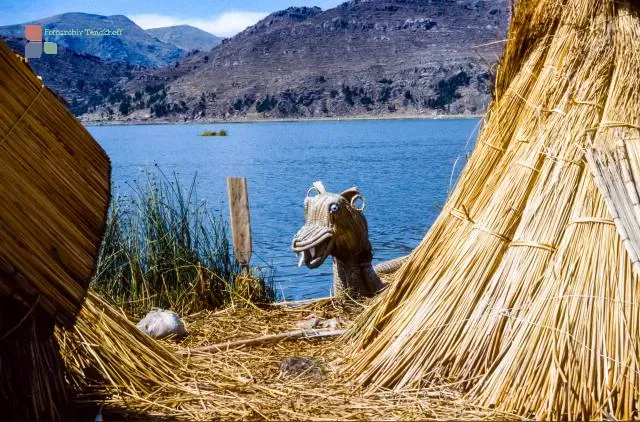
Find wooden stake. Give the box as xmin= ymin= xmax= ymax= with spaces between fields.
xmin=226 ymin=177 xmax=252 ymax=274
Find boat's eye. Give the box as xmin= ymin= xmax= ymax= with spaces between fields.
xmin=329 ymin=203 xmax=340 ymax=213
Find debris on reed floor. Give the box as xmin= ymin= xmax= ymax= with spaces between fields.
xmin=295 ymin=314 xmax=345 ymax=330
xmin=278 ymin=356 xmax=325 ymax=380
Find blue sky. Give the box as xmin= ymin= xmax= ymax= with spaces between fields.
xmin=0 ymin=0 xmax=344 ymax=36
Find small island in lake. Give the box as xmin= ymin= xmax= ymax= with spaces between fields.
xmin=199 ymin=129 xmax=228 ymax=136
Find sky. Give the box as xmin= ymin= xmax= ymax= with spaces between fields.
xmin=0 ymin=0 xmax=344 ymax=37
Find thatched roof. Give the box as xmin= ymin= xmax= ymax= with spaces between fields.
xmin=347 ymin=0 xmax=640 ymax=419
xmin=587 ymin=143 xmax=640 ymax=276
xmin=0 ymin=39 xmax=110 ymax=326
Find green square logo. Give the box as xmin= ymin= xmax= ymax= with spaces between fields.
xmin=43 ymin=42 xmax=57 ymax=54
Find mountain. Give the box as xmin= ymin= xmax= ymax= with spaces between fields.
xmin=3 ymin=37 xmax=139 ymax=116
xmin=146 ymin=25 xmax=222 ymax=52
xmin=84 ymin=0 xmax=510 ymax=122
xmin=0 ymin=13 xmax=183 ymax=67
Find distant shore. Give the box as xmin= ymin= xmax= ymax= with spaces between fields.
xmin=81 ymin=113 xmax=483 ymax=127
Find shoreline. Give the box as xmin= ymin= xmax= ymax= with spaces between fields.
xmin=81 ymin=113 xmax=483 ymax=127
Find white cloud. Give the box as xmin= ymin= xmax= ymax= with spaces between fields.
xmin=129 ymin=14 xmax=179 ymax=29
xmin=130 ymin=11 xmax=268 ymax=38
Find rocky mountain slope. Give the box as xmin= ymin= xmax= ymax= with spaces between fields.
xmin=0 ymin=13 xmax=183 ymax=67
xmin=146 ymin=25 xmax=222 ymax=52
xmin=3 ymin=37 xmax=138 ymax=116
xmin=85 ymin=0 xmax=509 ymax=122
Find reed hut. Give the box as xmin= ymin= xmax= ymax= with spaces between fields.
xmin=347 ymin=0 xmax=640 ymax=419
xmin=0 ymin=39 xmax=111 ymax=419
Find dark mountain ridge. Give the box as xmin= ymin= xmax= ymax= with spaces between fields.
xmin=0 ymin=13 xmax=184 ymax=67
xmin=84 ymin=0 xmax=509 ymax=122
xmin=3 ymin=37 xmax=139 ymax=116
xmin=1 ymin=1 xmax=510 ymax=122
xmin=146 ymin=25 xmax=223 ymax=52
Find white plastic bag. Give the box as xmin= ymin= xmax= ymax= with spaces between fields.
xmin=136 ymin=309 xmax=187 ymax=339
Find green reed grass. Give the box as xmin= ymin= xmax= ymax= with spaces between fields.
xmin=92 ymin=169 xmax=275 ymax=316
xmin=199 ymin=130 xmax=228 ymax=136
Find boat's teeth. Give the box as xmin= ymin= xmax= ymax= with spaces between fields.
xmin=298 ymin=252 xmax=305 ymax=268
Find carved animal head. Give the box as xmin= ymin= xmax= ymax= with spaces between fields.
xmin=292 ymin=181 xmax=371 ymax=269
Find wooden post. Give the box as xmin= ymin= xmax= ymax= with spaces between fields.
xmin=226 ymin=177 xmax=252 ymax=275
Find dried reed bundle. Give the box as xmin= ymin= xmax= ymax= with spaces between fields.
xmin=346 ymin=0 xmax=640 ymax=419
xmin=587 ymin=142 xmax=640 ymax=276
xmin=0 ymin=38 xmax=109 ymax=420
xmin=57 ymin=291 xmax=182 ymax=398
xmin=0 ymin=39 xmax=110 ymax=326
xmin=0 ymin=298 xmax=68 ymax=420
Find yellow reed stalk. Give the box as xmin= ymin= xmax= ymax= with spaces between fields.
xmin=345 ymin=0 xmax=640 ymax=419
xmin=0 ymin=39 xmax=110 ymax=326
xmin=57 ymin=291 xmax=182 ymax=397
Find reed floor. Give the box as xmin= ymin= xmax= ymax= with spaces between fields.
xmin=75 ymin=299 xmax=519 ymax=420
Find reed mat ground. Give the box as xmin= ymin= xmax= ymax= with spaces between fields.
xmin=72 ymin=299 xmax=519 ymax=421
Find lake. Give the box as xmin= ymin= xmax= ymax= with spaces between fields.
xmin=89 ymin=119 xmax=479 ymax=300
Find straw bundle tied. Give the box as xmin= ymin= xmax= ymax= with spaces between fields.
xmin=57 ymin=291 xmax=182 ymax=398
xmin=346 ymin=0 xmax=640 ymax=419
xmin=0 ymin=38 xmax=110 ymax=419
xmin=0 ymin=39 xmax=110 ymax=326
xmin=0 ymin=297 xmax=68 ymax=420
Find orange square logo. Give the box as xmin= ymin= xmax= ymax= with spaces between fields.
xmin=25 ymin=25 xmax=42 ymax=41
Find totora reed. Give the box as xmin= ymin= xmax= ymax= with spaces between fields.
xmin=345 ymin=0 xmax=640 ymax=420
xmin=0 ymin=38 xmax=110 ymax=418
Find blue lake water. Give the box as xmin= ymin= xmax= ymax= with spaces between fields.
xmin=88 ymin=119 xmax=479 ymax=300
